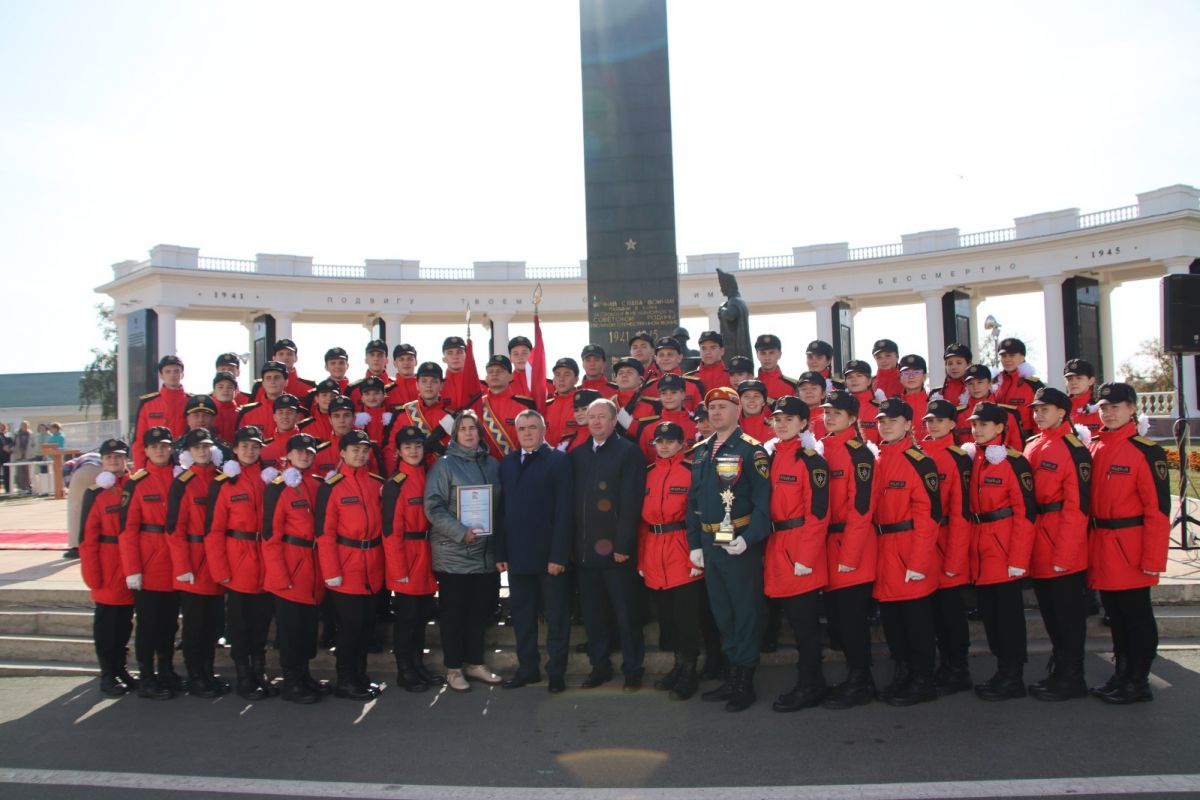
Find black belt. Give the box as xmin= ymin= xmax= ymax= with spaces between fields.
xmin=1037 ymin=502 xmax=1064 ymax=514
xmin=876 ymin=520 xmax=914 ymax=535
xmin=648 ymin=521 xmax=687 ymax=535
xmin=938 ymin=516 xmax=949 ymax=526
xmin=1092 ymin=515 xmax=1144 ymax=530
xmin=970 ymin=507 xmax=1013 ymax=524
xmin=827 ymin=522 xmax=846 ymax=534
xmin=403 ymin=531 xmax=428 ymax=540
xmin=337 ymin=534 xmax=382 ymax=550
xmin=139 ymin=524 xmax=165 ymax=533
xmin=772 ymin=516 xmax=806 ymax=533
xmin=186 ymin=534 xmax=205 ymax=543
xmin=98 ymin=534 xmax=119 ymax=544
xmin=226 ymin=529 xmax=261 ymax=542
xmin=282 ymin=534 xmax=316 ymax=549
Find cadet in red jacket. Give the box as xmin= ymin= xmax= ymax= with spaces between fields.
xmin=797 ymin=371 xmax=830 ymax=439
xmin=919 ymin=399 xmax=974 ymax=694
xmin=872 ymin=398 xmax=942 ymax=706
xmin=387 ymin=343 xmax=420 ymax=407
xmin=871 ymin=339 xmax=904 ymax=399
xmin=132 ymin=355 xmax=188 ymax=470
xmin=557 ymin=390 xmax=599 ymax=452
xmin=1065 ymin=359 xmax=1102 ymax=437
xmin=938 ymin=343 xmax=972 ymax=408
xmin=579 ymin=344 xmax=620 ymax=400
xmin=346 ymin=339 xmax=393 ymax=409
xmin=80 ymin=438 xmax=135 ymax=696
xmin=206 ymin=426 xmax=274 ymax=700
xmin=317 ymin=430 xmax=386 ymax=700
xmin=763 ymin=396 xmax=829 ymax=713
xmin=354 ymin=376 xmax=393 ymax=444
xmin=642 ymin=337 xmax=704 ymax=412
xmin=1023 ymin=387 xmax=1093 ymax=701
xmin=898 ymin=355 xmax=930 ymax=441
xmin=166 ymin=428 xmax=227 ymax=698
xmin=299 ymin=378 xmax=340 ymax=443
xmin=992 ymin=338 xmax=1044 ymax=438
xmin=955 ymin=363 xmax=1025 ymax=450
xmin=262 ymin=433 xmax=330 ymax=704
xmin=636 ymin=374 xmax=697 ymax=462
xmin=544 ymin=357 xmax=581 ymax=447
xmin=966 ymin=401 xmax=1037 ymax=701
xmin=119 ymin=426 xmax=180 ymax=699
xmin=382 ymin=426 xmax=442 ymax=692
xmin=387 ymin=362 xmax=454 ymax=470
xmin=473 ymin=354 xmax=537 ymax=460
xmin=754 ymin=334 xmax=800 ymax=402
xmin=612 ymin=357 xmax=660 ymax=439
xmin=687 ymin=330 xmax=732 ymax=393
xmin=1087 ymin=382 xmax=1171 ymax=704
xmin=639 ymin=421 xmax=704 ymax=701
xmin=210 ymin=371 xmax=241 ymax=444
xmin=238 ymin=361 xmax=290 ymax=440
xmin=259 ymin=394 xmax=303 ymax=467
xmin=736 ymin=379 xmax=774 ymax=443
xmin=818 ymin=390 xmax=879 ymax=709
xmin=843 ymin=360 xmax=884 ymax=444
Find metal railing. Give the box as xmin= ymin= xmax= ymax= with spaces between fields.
xmin=677 ymin=260 xmax=688 ymax=275
xmin=419 ymin=266 xmax=475 ymax=281
xmin=1080 ymin=205 xmax=1138 ymax=228
xmin=739 ymin=254 xmax=795 ymax=270
xmin=312 ymin=263 xmax=366 ymax=279
xmin=525 ymin=265 xmax=582 ymax=279
xmin=1138 ymin=391 xmax=1175 ymax=417
xmin=847 ymin=242 xmax=904 ymax=261
xmin=197 ymin=256 xmax=256 ymax=273
xmin=959 ymin=227 xmax=1016 ymax=248
xmin=60 ymin=420 xmax=124 ymax=451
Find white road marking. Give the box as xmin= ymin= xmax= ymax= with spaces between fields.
xmin=0 ymin=768 xmax=1199 ymax=799
xmin=352 ymin=697 xmax=377 ymax=725
xmin=72 ymin=697 xmax=117 ymax=725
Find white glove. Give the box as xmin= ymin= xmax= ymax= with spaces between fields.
xmin=904 ymin=569 xmax=925 ymax=582
xmin=398 ymin=576 xmax=409 ymax=584
xmin=556 ymin=441 xmax=568 ymax=452
xmin=689 ymin=548 xmax=704 ymax=569
xmin=837 ymin=563 xmax=856 ymax=573
xmin=616 ymin=408 xmax=634 ymax=430
xmin=325 ymin=576 xmax=343 ymax=588
xmin=439 ymin=415 xmax=456 ymax=435
xmin=1143 ymin=570 xmax=1160 ymax=577
xmin=1007 ymin=566 xmax=1026 ymax=578
xmin=688 ymin=568 xmax=703 ymax=577
xmin=1053 ymin=565 xmax=1066 ymax=573
xmin=793 ymin=562 xmax=812 ymax=576
xmin=355 ymin=412 xmax=371 ymax=428
xmin=176 ymin=572 xmax=194 ymax=584
xmin=638 ymin=570 xmax=644 ymax=577
xmin=721 ymin=536 xmax=747 ymax=556
xmin=126 ymin=573 xmax=143 ymax=591
xmin=945 ymin=571 xmax=958 ymax=578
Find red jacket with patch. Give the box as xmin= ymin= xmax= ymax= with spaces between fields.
xmin=872 ymin=440 xmax=941 ymax=601
xmin=118 ymin=463 xmax=176 ymax=590
xmin=166 ymin=464 xmax=223 ymax=595
xmin=822 ymin=428 xmax=877 ymax=590
xmin=1024 ymin=423 xmax=1091 ymax=578
xmin=638 ymin=451 xmax=699 ymax=591
xmin=316 ymin=464 xmax=385 ymax=595
xmin=204 ymin=462 xmax=267 ymax=594
xmin=80 ymin=474 xmax=132 ymax=605
xmin=133 ymin=387 xmax=189 ymax=469
xmin=967 ymin=439 xmax=1037 ymax=586
xmin=262 ymin=471 xmax=325 ymax=605
xmin=382 ymin=461 xmax=437 ymax=595
xmin=920 ymin=435 xmax=972 ymax=588
xmin=764 ymin=437 xmax=828 ymax=598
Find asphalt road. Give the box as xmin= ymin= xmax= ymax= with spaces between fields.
xmin=0 ymin=650 xmax=1198 ymax=799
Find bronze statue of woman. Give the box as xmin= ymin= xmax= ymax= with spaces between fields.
xmin=717 ymin=268 xmax=752 ymax=364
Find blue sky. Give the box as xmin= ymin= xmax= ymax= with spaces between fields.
xmin=1 ymin=1 xmax=1196 ymax=381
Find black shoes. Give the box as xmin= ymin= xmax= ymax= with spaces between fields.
xmin=98 ymin=672 xmax=127 ymax=697
xmin=581 ymin=667 xmax=613 ymax=689
xmin=772 ymin=683 xmax=826 ymax=712
xmin=411 ymin=656 xmax=445 ymax=687
xmin=669 ymin=662 xmax=699 ymax=701
xmin=886 ymin=675 xmax=938 ymax=707
xmin=622 ymin=673 xmax=643 ymax=693
xmin=724 ymin=666 xmax=756 ymax=712
xmin=281 ymin=669 xmax=320 ymax=704
xmin=502 ymin=672 xmax=542 ymax=689
xmin=822 ymin=669 xmax=875 ymax=710
xmin=394 ymin=661 xmax=429 ymax=693
xmin=334 ymin=682 xmax=375 ymax=701
xmin=235 ymin=662 xmax=268 ymax=700
xmin=974 ymin=669 xmax=1027 ymax=701
xmin=933 ymin=659 xmax=973 ymax=696
xmin=548 ymin=675 xmax=567 ymax=694
xmin=700 ymin=666 xmax=733 ymax=703
xmin=654 ymin=656 xmax=685 ymax=691
xmin=61 ymin=547 xmax=79 ymax=560
xmin=136 ymin=664 xmax=172 ymax=700
xmin=1099 ymin=677 xmax=1153 ymax=704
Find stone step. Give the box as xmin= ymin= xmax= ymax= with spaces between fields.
xmin=0 ymin=609 xmax=93 ymax=637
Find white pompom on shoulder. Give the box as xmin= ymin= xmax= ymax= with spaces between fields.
xmin=959 ymin=390 xmax=970 ymax=405
xmin=813 ymin=439 xmax=825 ymax=457
xmin=223 ymin=461 xmax=242 ymax=477
xmin=929 ymin=391 xmax=944 ymax=402
xmin=172 ymin=465 xmax=184 ymax=478
xmin=355 ymin=412 xmax=371 ymax=428
xmin=825 ymin=379 xmax=834 ymax=392
xmin=260 ymin=466 xmax=279 ymax=484
xmin=960 ymin=442 xmax=977 ymax=459
xmin=210 ymin=446 xmax=224 ymax=467
xmin=800 ymin=430 xmax=818 ymax=452
xmin=1017 ymin=362 xmax=1036 ymax=379
xmin=1073 ymin=424 xmax=1092 ymax=447
xmin=865 ymin=440 xmax=880 ymax=458
xmin=762 ymin=437 xmax=778 ymax=456
xmin=95 ymin=471 xmax=116 ymax=489
xmin=382 ymin=412 xmax=393 ymax=426
xmin=873 ymin=389 xmax=887 ymax=403
xmin=990 ymin=366 xmax=1003 ymax=380
xmin=283 ymin=467 xmax=303 ymax=487
xmin=985 ymin=444 xmax=1007 ymax=465
xmin=178 ymin=450 xmax=194 ymax=469
xmin=1137 ymin=416 xmax=1150 ymax=436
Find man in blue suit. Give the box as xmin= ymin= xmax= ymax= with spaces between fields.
xmin=495 ymin=409 xmax=574 ymax=693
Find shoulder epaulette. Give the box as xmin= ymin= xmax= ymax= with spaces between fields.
xmin=1064 ymin=433 xmax=1083 ymax=448
xmin=682 ymin=457 xmax=694 ymax=467
xmin=1026 ymin=377 xmax=1045 ymax=388
xmin=138 ymin=391 xmax=160 ymax=401
xmin=905 ymin=448 xmax=925 ymax=461
xmin=346 ymin=378 xmax=364 ymax=390
xmin=948 ymin=445 xmax=966 ymax=456
xmin=514 ymin=395 xmax=537 ymax=409
xmin=88 ymin=483 xmax=103 ymax=492
xmin=298 ymin=417 xmax=315 ymax=427
xmin=740 ymin=432 xmax=762 ymax=446
xmin=261 ymin=437 xmax=275 ymax=445
xmin=315 ymin=441 xmax=332 ymax=451
xmin=384 ymin=382 xmax=396 ymax=392
xmin=305 ymin=387 xmax=317 ymax=398
xmin=781 ymin=375 xmax=800 ymax=387
xmin=998 ymin=403 xmax=1018 ymax=410
xmin=606 ymin=381 xmax=619 ymax=390
xmin=640 ymin=414 xmax=661 ymax=424
xmin=240 ymin=402 xmax=262 ymax=412
xmin=298 ymin=377 xmax=317 ymax=388
xmin=956 ymin=404 xmax=969 ymax=412
xmin=391 ymin=472 xmax=408 ymax=485
xmin=646 ymin=462 xmax=658 ymax=472
xmin=846 ymin=439 xmax=863 ymax=449
xmin=214 ymin=473 xmax=230 ymax=483
xmin=684 ymin=369 xmax=700 ymax=377
xmin=129 ymin=469 xmax=148 ymax=481
xmin=682 ymin=374 xmax=702 ymax=384
xmin=325 ymin=472 xmax=344 ymax=485
xmin=271 ymin=474 xmax=285 ymax=485
xmin=1134 ymin=436 xmax=1158 ymax=447
xmin=803 ymin=448 xmax=817 ymax=457
xmin=369 ymin=472 xmax=385 ymax=482
xmin=177 ymin=469 xmax=195 ymax=483
xmin=1006 ymin=447 xmax=1024 ymax=458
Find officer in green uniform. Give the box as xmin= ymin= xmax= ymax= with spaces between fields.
xmin=687 ymin=386 xmax=772 ymax=712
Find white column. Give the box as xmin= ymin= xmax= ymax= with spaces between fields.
xmin=969 ymin=290 xmax=983 ymax=358
xmin=380 ymin=313 xmax=406 ymax=347
xmin=154 ymin=306 xmax=178 ymax=358
xmin=812 ymin=299 xmax=834 ymax=347
xmin=115 ymin=313 xmax=130 ymax=438
xmin=1164 ymin=257 xmax=1200 ymax=419
xmin=920 ymin=290 xmax=945 ymax=388
xmin=273 ymin=311 xmax=295 ymax=342
xmin=1098 ymin=276 xmax=1119 ymax=383
xmin=243 ymin=318 xmax=257 ymax=384
xmin=1039 ymin=277 xmax=1066 ymax=389
xmin=489 ymin=313 xmax=512 ymax=357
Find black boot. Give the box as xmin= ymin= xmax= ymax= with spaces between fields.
xmin=974 ymin=662 xmax=1027 ymax=701
xmin=412 ymin=654 xmax=445 ymax=687
xmin=1090 ymin=653 xmax=1127 ymax=698
xmin=1101 ymin=659 xmax=1153 ymax=705
xmin=394 ymin=654 xmax=427 ymax=693
xmin=251 ymin=656 xmax=279 ymax=697
xmin=281 ymin=668 xmax=320 ymax=704
xmin=157 ymin=659 xmax=183 ymax=694
xmin=654 ymin=655 xmax=685 ymax=691
xmin=822 ymin=668 xmax=875 ymax=709
xmin=97 ymin=658 xmax=126 ymax=697
xmin=934 ymin=652 xmax=972 ymax=696
xmin=186 ymin=663 xmax=220 ymax=699
xmin=699 ymin=650 xmax=725 ymax=681
xmin=880 ymin=661 xmax=911 ymax=703
xmin=886 ymin=670 xmax=938 ymax=707
xmin=334 ymin=666 xmax=374 ymax=701
xmin=136 ymin=662 xmax=172 ymax=700
xmin=206 ymin=655 xmax=231 ymax=695
xmin=303 ymin=664 xmax=333 ymax=696
xmin=725 ymin=666 xmax=756 ymax=712
xmin=1028 ymin=652 xmax=1058 ymax=693
xmin=669 ymin=660 xmax=700 ymax=701
xmin=115 ymin=664 xmax=139 ymax=691
xmin=1031 ymin=655 xmax=1087 ymax=701
xmin=700 ymin=665 xmax=733 ymax=702
xmin=235 ymin=660 xmax=268 ymax=700
xmin=772 ymin=670 xmax=827 ymax=713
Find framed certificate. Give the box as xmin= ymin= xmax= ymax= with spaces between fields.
xmin=456 ymin=484 xmax=493 ymax=536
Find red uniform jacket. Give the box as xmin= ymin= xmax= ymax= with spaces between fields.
xmin=822 ymin=428 xmax=877 ymax=590
xmin=1070 ymin=393 xmax=1102 ymax=438
xmin=757 ymin=368 xmax=799 ymax=403
xmin=386 ymin=375 xmax=419 ymax=408
xmin=260 ymin=427 xmax=301 ymax=469
xmin=442 ymin=369 xmax=483 ymax=411
xmin=872 ymin=440 xmax=941 ymax=601
xmin=299 ymin=410 xmax=334 ymax=444
xmin=262 ymin=470 xmax=325 ymax=605
xmin=992 ymin=370 xmax=1043 ymax=438
xmin=968 ymin=439 xmax=1037 ymax=586
xmin=954 ymin=395 xmax=1024 ymax=451
xmin=386 ymin=398 xmax=452 ymax=471
xmin=316 ymin=464 xmax=385 ymax=595
xmin=118 ymin=463 xmax=176 ymax=590
xmin=920 ymin=435 xmax=972 ymax=588
xmin=688 ymin=362 xmax=732 ymax=394
xmin=739 ymin=412 xmax=773 ymax=445
xmin=473 ymin=387 xmax=536 ymax=460
xmin=166 ymin=464 xmax=222 ymax=595
xmin=347 ymin=371 xmax=393 ymax=410
xmin=213 ymin=398 xmax=239 ymax=444
xmin=311 ymin=440 xmax=342 ymax=478
xmin=356 ymin=405 xmax=391 ymax=446
xmin=807 ymin=411 xmax=828 ymax=440
xmin=852 ymin=389 xmax=882 ymax=444
xmin=253 ymin=371 xmax=315 ymax=406
xmin=559 ymin=427 xmax=590 ymax=453
xmin=637 ymin=409 xmax=698 ymax=462
xmin=1087 ymin=422 xmax=1171 ymax=591
xmin=937 ymin=377 xmax=968 ymax=408
xmin=382 ymin=461 xmax=437 ymax=595
xmin=580 ymin=375 xmax=619 ymax=400
xmin=236 ymin=401 xmax=278 ymax=440
xmin=1024 ymin=424 xmax=1092 ymax=578
xmin=903 ymin=390 xmax=930 ymax=442
xmin=642 ymin=369 xmax=704 ymax=412
xmin=764 ymin=437 xmax=829 ymax=598
xmin=510 ymin=367 xmax=551 ymax=405
xmin=544 ymin=391 xmax=578 ymax=448
xmin=614 ymin=389 xmax=660 ymax=440
xmin=133 ymin=387 xmax=189 ymax=469
xmin=873 ymin=368 xmax=903 ymax=399
xmin=80 ymin=474 xmax=133 ymax=605
xmin=638 ymin=451 xmax=700 ymax=591
xmin=204 ymin=462 xmax=266 ymax=594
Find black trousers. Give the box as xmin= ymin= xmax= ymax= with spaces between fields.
xmin=781 ymin=589 xmax=824 ymax=685
xmin=880 ymin=594 xmax=937 ymax=680
xmin=1100 ymin=587 xmax=1158 ymax=670
xmin=824 ymin=582 xmax=873 ymax=671
xmin=329 ymin=590 xmax=375 ymax=682
xmin=932 ymin=585 xmax=971 ymax=662
xmin=976 ymin=580 xmax=1027 ymax=669
xmin=579 ymin=563 xmax=645 ymax=675
xmin=509 ymin=571 xmax=571 ymax=677
xmin=652 ymin=579 xmax=705 ymax=661
xmin=133 ymin=589 xmax=179 ymax=669
xmin=0 ymin=457 xmax=10 ymax=493
xmin=93 ymin=602 xmax=133 ymax=671
xmin=178 ymin=592 xmax=223 ymax=670
xmin=225 ymin=590 xmax=273 ymax=663
xmin=1033 ymin=571 xmax=1087 ymax=669
xmin=392 ymin=592 xmax=436 ymax=669
xmin=435 ymin=572 xmax=499 ymax=669
xmin=274 ymin=596 xmax=318 ymax=672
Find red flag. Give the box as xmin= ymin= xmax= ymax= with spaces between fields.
xmin=531 ymin=311 xmax=548 ymax=414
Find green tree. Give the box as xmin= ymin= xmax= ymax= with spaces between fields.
xmin=1118 ymin=338 xmax=1175 ymax=393
xmin=79 ymin=303 xmax=117 ymax=419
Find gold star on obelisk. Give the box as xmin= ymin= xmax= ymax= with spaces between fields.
xmin=624 ymin=237 xmax=638 ymax=251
